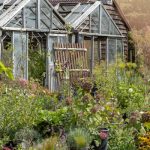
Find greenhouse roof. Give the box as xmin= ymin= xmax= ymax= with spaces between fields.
xmin=0 ymin=0 xmax=129 ymax=37
xmin=64 ymin=1 xmax=122 ymax=36
xmin=0 ymin=0 xmax=66 ymax=30
xmin=65 ymin=1 xmax=100 ymax=28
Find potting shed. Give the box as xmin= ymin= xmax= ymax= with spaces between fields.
xmin=0 ymin=0 xmax=132 ymax=91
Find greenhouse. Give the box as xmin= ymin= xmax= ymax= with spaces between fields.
xmin=0 ymin=0 xmax=131 ymax=91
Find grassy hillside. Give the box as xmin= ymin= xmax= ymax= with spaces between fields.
xmin=116 ymin=0 xmax=150 ymax=30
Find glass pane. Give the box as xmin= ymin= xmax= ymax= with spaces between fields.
xmin=76 ymin=6 xmax=100 ymax=33
xmin=91 ymin=7 xmax=100 ymax=33
xmin=66 ymin=4 xmax=92 ymax=24
xmin=52 ymin=14 xmax=64 ymax=30
xmin=117 ymin=39 xmax=123 ymax=60
xmin=108 ymin=38 xmax=117 ymax=64
xmin=101 ymin=7 xmax=120 ymax=35
xmin=58 ymin=36 xmax=68 ymax=43
xmin=13 ymin=32 xmax=28 ymax=79
xmin=75 ymin=4 xmax=91 ymax=13
xmin=6 ymin=11 xmax=23 ymax=27
xmin=25 ymin=0 xmax=36 ymax=28
xmin=40 ymin=0 xmax=52 ymax=29
xmin=101 ymin=8 xmax=109 ymax=34
xmin=94 ymin=41 xmax=99 ymax=64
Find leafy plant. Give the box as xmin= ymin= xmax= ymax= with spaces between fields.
xmin=0 ymin=80 xmax=51 ymax=141
xmin=108 ymin=125 xmax=137 ymax=150
xmin=0 ymin=61 xmax=14 ymax=79
xmin=28 ymin=47 xmax=46 ymax=85
xmin=67 ymin=128 xmax=91 ymax=150
xmin=15 ymin=128 xmax=40 ymax=149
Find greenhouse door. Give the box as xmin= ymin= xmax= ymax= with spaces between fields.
xmin=47 ymin=34 xmax=67 ymax=92
xmin=12 ymin=31 xmax=28 ymax=80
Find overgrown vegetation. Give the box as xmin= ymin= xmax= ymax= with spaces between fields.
xmin=0 ymin=59 xmax=149 ymax=149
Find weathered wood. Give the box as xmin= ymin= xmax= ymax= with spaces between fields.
xmin=54 ymin=43 xmax=89 ymax=85
xmin=90 ymin=36 xmax=94 ymax=74
xmin=37 ymin=0 xmax=41 ymax=29
xmin=0 ymin=0 xmax=31 ymax=27
xmin=53 ymin=47 xmax=87 ymax=51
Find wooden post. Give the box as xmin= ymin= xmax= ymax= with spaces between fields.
xmin=75 ymin=32 xmax=79 ymax=43
xmin=36 ymin=0 xmax=41 ymax=29
xmin=22 ymin=8 xmax=26 ymax=28
xmin=46 ymin=35 xmax=55 ymax=92
xmin=98 ymin=38 xmax=101 ymax=64
xmin=89 ymin=14 xmax=91 ymax=33
xmin=99 ymin=5 xmax=102 ymax=34
xmin=90 ymin=36 xmax=94 ymax=75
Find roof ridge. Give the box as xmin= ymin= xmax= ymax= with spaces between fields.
xmin=49 ymin=0 xmax=96 ymax=6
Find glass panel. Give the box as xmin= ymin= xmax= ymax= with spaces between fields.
xmin=52 ymin=14 xmax=64 ymax=30
xmin=91 ymin=7 xmax=100 ymax=33
xmin=25 ymin=0 xmax=36 ymax=28
xmin=117 ymin=39 xmax=123 ymax=60
xmin=77 ymin=6 xmax=100 ymax=33
xmin=40 ymin=0 xmax=52 ymax=29
xmin=6 ymin=11 xmax=23 ymax=27
xmin=101 ymin=7 xmax=120 ymax=35
xmin=94 ymin=41 xmax=99 ymax=64
xmin=101 ymin=8 xmax=109 ymax=34
xmin=13 ymin=32 xmax=28 ymax=79
xmin=66 ymin=4 xmax=92 ymax=24
xmin=75 ymin=4 xmax=91 ymax=13
xmin=58 ymin=36 xmax=68 ymax=43
xmin=108 ymin=38 xmax=117 ymax=64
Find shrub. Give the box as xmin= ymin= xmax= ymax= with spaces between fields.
xmin=0 ymin=79 xmax=54 ymax=142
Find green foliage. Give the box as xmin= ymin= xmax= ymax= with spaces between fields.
xmin=0 ymin=61 xmax=14 ymax=79
xmin=67 ymin=128 xmax=91 ymax=149
xmin=116 ymin=82 xmax=144 ymax=111
xmin=39 ymin=107 xmax=68 ymax=126
xmin=0 ymin=60 xmax=148 ymax=150
xmin=93 ymin=62 xmax=146 ymax=113
xmin=108 ymin=126 xmax=137 ymax=150
xmin=0 ymin=80 xmax=51 ymax=141
xmin=30 ymin=136 xmax=68 ymax=150
xmin=28 ymin=48 xmax=46 ymax=84
xmin=15 ymin=128 xmax=40 ymax=149
xmin=1 ymin=42 xmax=13 ymax=68
xmin=65 ymin=23 xmax=72 ymax=33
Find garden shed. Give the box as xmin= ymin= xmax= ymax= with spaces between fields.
xmin=0 ymin=0 xmax=131 ymax=91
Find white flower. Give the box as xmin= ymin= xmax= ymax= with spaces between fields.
xmin=140 ymin=111 xmax=144 ymax=114
xmin=100 ymin=106 xmax=105 ymax=111
xmin=128 ymin=88 xmax=133 ymax=93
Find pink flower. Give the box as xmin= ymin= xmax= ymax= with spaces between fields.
xmin=31 ymin=83 xmax=37 ymax=91
xmin=99 ymin=131 xmax=108 ymax=140
xmin=18 ymin=78 xmax=28 ymax=87
xmin=3 ymin=147 xmax=11 ymax=150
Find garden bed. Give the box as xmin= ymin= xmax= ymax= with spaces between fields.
xmin=0 ymin=62 xmax=149 ymax=150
